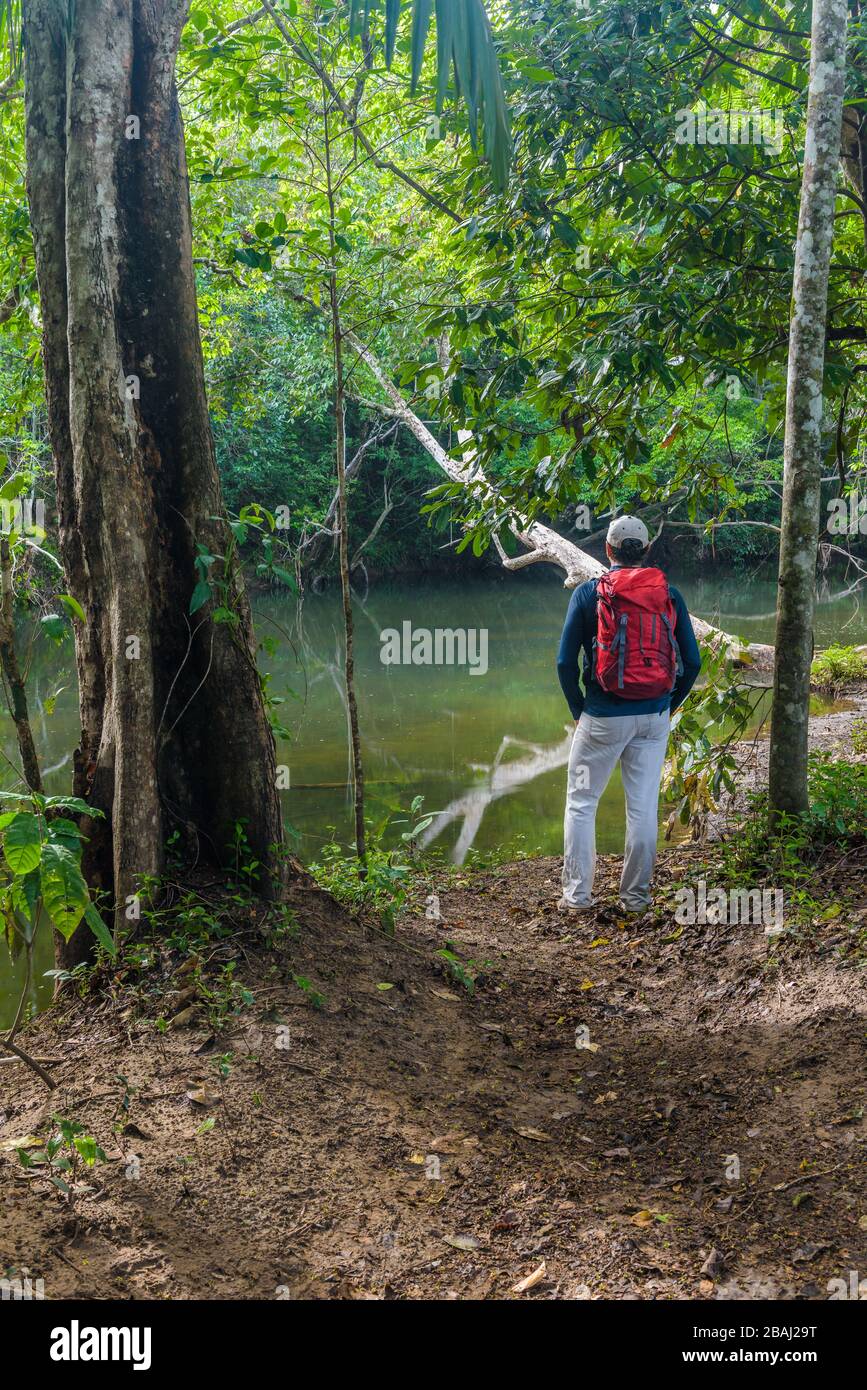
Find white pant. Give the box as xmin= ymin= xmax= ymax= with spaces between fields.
xmin=562 ymin=710 xmax=671 ymax=911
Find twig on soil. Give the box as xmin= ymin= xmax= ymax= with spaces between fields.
xmin=63 ymin=1090 xmax=122 ymax=1111
xmin=772 ymin=1159 xmax=854 ymax=1192
xmin=1 ymin=1036 xmax=56 ymax=1089
xmin=0 ymin=1054 xmax=63 ymax=1066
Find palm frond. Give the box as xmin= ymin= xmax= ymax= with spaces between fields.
xmin=356 ymin=0 xmax=512 ymax=189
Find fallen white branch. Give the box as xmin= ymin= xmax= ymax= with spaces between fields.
xmin=341 ymin=326 xmax=775 ymax=678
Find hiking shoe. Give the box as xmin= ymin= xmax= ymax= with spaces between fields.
xmin=557 ymin=897 xmax=594 ymax=915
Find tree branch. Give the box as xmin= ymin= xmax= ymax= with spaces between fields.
xmin=338 ymin=323 xmax=775 ymax=676
xmin=260 ymin=0 xmax=462 ymax=224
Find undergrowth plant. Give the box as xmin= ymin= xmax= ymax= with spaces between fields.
xmin=664 ymin=641 xmax=768 ymax=839
xmin=310 ymin=796 xmax=433 ymax=933
xmin=0 ymin=792 xmax=113 ymax=1086
xmin=17 ymin=1115 xmax=107 ymax=1210
xmin=810 ymin=644 xmax=867 ymax=693
xmin=435 ymin=943 xmax=488 ymax=995
xmin=721 ymin=754 xmax=867 ymax=951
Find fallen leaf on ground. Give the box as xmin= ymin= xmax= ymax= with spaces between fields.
xmin=443 ymin=1234 xmax=479 ymax=1251
xmin=120 ymin=1123 xmax=152 ymax=1140
xmin=168 ymin=1005 xmax=197 ymax=1029
xmin=0 ymin=1134 xmax=41 ymax=1153
xmin=699 ymin=1246 xmax=725 ymax=1280
xmin=429 ymin=1133 xmax=465 ymax=1152
xmin=514 ymin=1126 xmax=552 ymax=1142
xmin=185 ymin=1086 xmax=220 ymax=1107
xmin=793 ymin=1242 xmax=830 ymax=1263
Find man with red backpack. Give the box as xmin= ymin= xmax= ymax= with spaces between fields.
xmin=556 ymin=516 xmax=702 ymax=914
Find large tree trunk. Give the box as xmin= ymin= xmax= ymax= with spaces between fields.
xmin=769 ymin=0 xmax=847 ymax=819
xmin=0 ymin=536 xmax=44 ymax=795
xmin=23 ymin=0 xmax=284 ymax=962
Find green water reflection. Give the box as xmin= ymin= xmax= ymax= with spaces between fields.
xmin=2 ymin=569 xmax=863 ymax=1025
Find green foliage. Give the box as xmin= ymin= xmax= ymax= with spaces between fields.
xmin=461 ymin=833 xmax=541 ymax=870
xmin=810 ymin=645 xmax=867 ymax=693
xmin=17 ymin=1114 xmax=107 ymax=1206
xmin=0 ymin=791 xmax=111 ymax=951
xmin=310 ymin=796 xmax=433 ymax=931
xmin=203 ymin=291 xmax=457 ymax=577
xmin=354 ymin=0 xmax=511 ymax=187
xmin=136 ymin=884 xmax=243 ymax=955
xmin=434 ymin=940 xmax=487 ymax=994
xmin=226 ymin=817 xmax=262 ymax=889
xmin=805 ymin=755 xmax=867 ymax=844
xmin=700 ymin=753 xmax=867 ymax=963
xmin=292 ymin=972 xmax=325 ymax=1009
xmin=663 ymin=642 xmax=766 ymax=839
xmin=721 ymin=756 xmax=867 ymax=935
xmin=196 ymin=960 xmax=255 ymax=1033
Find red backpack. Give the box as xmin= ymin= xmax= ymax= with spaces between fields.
xmin=593 ymin=567 xmax=682 ymax=699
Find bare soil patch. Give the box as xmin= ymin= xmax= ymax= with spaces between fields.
xmin=2 ymin=849 xmax=865 ymax=1301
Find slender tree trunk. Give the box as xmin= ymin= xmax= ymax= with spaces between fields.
xmin=768 ymin=0 xmax=847 ymax=820
xmin=322 ymin=78 xmax=366 ymax=869
xmin=332 ymin=314 xmax=367 ymax=868
xmin=23 ymin=0 xmax=284 ymax=962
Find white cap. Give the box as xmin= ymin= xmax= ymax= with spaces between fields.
xmin=607 ymin=514 xmax=649 ymax=547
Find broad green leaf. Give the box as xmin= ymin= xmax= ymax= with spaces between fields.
xmin=40 ymin=613 xmax=67 ymax=645
xmin=410 ymin=0 xmax=433 ymax=90
xmin=48 ymin=817 xmax=85 ymax=852
xmin=40 ymin=843 xmax=89 ymax=940
xmin=43 ymin=795 xmax=102 ymax=818
xmin=84 ymin=901 xmax=116 ymax=958
xmin=10 ymin=869 xmax=42 ymax=941
xmin=385 ymin=0 xmax=400 ymax=66
xmin=189 ymin=580 xmax=211 ymax=615
xmin=58 ymin=593 xmax=86 ymax=622
xmin=3 ymin=812 xmax=42 ymax=875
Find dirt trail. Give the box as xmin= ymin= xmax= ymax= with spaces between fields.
xmin=2 ymin=852 xmax=865 ymax=1301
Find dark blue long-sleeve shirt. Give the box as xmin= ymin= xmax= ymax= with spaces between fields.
xmin=557 ymin=568 xmax=702 ymax=719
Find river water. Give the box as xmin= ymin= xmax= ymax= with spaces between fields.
xmin=1 ymin=568 xmax=863 ymax=1024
